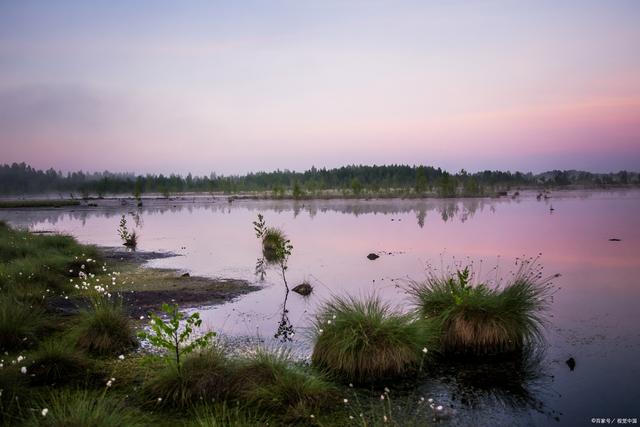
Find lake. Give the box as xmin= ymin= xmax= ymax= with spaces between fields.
xmin=1 ymin=189 xmax=639 ymax=426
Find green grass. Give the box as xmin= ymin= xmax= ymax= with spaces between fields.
xmin=23 ymin=390 xmax=150 ymax=427
xmin=75 ymin=299 xmax=137 ymax=356
xmin=0 ymin=200 xmax=80 ymax=209
xmin=236 ymin=349 xmax=337 ymax=423
xmin=29 ymin=339 xmax=93 ymax=386
xmin=0 ymin=294 xmax=46 ymax=351
xmin=261 ymin=227 xmax=286 ymax=262
xmin=144 ymin=347 xmax=236 ymax=408
xmin=408 ymin=263 xmax=556 ymax=355
xmin=189 ymin=403 xmax=272 ymax=427
xmin=311 ymin=295 xmax=437 ymax=383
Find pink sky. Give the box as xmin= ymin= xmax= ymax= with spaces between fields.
xmin=1 ymin=1 xmax=639 ymax=174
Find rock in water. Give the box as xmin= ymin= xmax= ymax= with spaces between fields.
xmin=292 ymin=282 xmax=313 ymax=296
xmin=367 ymin=253 xmax=380 ymax=260
xmin=181 ymin=272 xmax=190 ymax=277
xmin=609 ymin=238 xmax=621 ymax=242
xmin=566 ymin=357 xmax=576 ymax=371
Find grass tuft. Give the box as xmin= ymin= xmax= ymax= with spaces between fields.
xmin=0 ymin=294 xmax=46 ymax=351
xmin=408 ymin=260 xmax=557 ymax=355
xmin=24 ymin=390 xmax=149 ymax=427
xmin=236 ymin=348 xmax=337 ymax=423
xmin=29 ymin=339 xmax=93 ymax=386
xmin=311 ymin=295 xmax=437 ymax=383
xmin=261 ymin=227 xmax=286 ymax=262
xmin=75 ymin=299 xmax=137 ymax=356
xmin=144 ymin=347 xmax=236 ymax=408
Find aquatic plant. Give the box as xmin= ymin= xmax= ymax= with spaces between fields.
xmin=76 ymin=298 xmax=137 ymax=356
xmin=408 ymin=259 xmax=557 ymax=355
xmin=117 ymin=215 xmax=138 ymax=248
xmin=311 ymin=295 xmax=437 ymax=383
xmin=252 ymin=214 xmax=293 ymax=289
xmin=138 ymin=303 xmax=215 ymax=373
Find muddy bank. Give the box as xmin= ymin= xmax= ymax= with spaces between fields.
xmin=51 ymin=246 xmax=259 ymax=318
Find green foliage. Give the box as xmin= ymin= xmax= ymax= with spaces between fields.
xmin=138 ymin=303 xmax=214 ymax=372
xmin=311 ymin=295 xmax=437 ymax=383
xmin=24 ymin=390 xmax=149 ymax=427
xmin=408 ymin=260 xmax=557 ymax=355
xmin=76 ymin=299 xmax=137 ymax=356
xmin=2 ymin=162 xmax=637 ymax=196
xmin=253 ymin=214 xmax=294 ymax=288
xmin=117 ymin=215 xmax=138 ymax=248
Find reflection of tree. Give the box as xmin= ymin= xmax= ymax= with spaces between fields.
xmin=0 ymin=195 xmax=514 ymax=231
xmin=416 ymin=209 xmax=426 ymax=228
xmin=274 ymin=289 xmax=294 ymax=342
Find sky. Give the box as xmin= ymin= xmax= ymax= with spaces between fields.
xmin=0 ymin=0 xmax=639 ymax=175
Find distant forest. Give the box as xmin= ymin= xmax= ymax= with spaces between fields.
xmin=1 ymin=162 xmax=638 ymax=198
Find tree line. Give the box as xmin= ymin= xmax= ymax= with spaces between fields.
xmin=0 ymin=162 xmax=637 ymax=197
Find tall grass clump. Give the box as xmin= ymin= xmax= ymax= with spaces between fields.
xmin=75 ymin=298 xmax=137 ymax=356
xmin=24 ymin=390 xmax=149 ymax=427
xmin=190 ymin=403 xmax=272 ymax=427
xmin=408 ymin=259 xmax=557 ymax=355
xmin=29 ymin=339 xmax=93 ymax=386
xmin=311 ymin=295 xmax=437 ymax=383
xmin=236 ymin=349 xmax=337 ymax=423
xmin=0 ymin=294 xmax=46 ymax=350
xmin=144 ymin=347 xmax=236 ymax=408
xmin=261 ymin=227 xmax=287 ymax=262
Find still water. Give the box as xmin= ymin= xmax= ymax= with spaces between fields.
xmin=1 ymin=190 xmax=639 ymax=426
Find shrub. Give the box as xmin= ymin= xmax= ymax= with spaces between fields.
xmin=311 ymin=295 xmax=436 ymax=383
xmin=408 ymin=261 xmax=557 ymax=355
xmin=24 ymin=390 xmax=149 ymax=427
xmin=75 ymin=299 xmax=137 ymax=356
xmin=29 ymin=339 xmax=93 ymax=386
xmin=144 ymin=347 xmax=235 ymax=408
xmin=0 ymin=294 xmax=46 ymax=351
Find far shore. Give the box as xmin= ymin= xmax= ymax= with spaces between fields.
xmin=1 ymin=184 xmax=639 ymax=209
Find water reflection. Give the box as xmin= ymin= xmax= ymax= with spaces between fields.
xmin=2 ymin=195 xmax=517 ymax=230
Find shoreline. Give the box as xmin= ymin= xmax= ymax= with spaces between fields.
xmin=50 ymin=246 xmax=260 ymax=318
xmin=1 ymin=185 xmax=639 ymax=208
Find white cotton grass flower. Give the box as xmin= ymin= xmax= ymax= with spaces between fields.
xmin=380 ymin=394 xmax=385 ymax=400
xmin=428 ymin=398 xmax=433 ymax=403
xmin=41 ymin=408 xmax=48 ymax=417
xmin=343 ymin=398 xmax=348 ymax=403
xmin=20 ymin=366 xmax=27 ymax=374
xmin=118 ymin=355 xmax=125 ymax=360
xmin=436 ymin=405 xmax=443 ymax=411
xmin=422 ymin=347 xmax=428 ymax=354
xmin=157 ymin=397 xmax=162 ymax=402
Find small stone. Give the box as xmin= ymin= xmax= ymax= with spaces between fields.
xmin=292 ymin=282 xmax=313 ymax=296
xmin=367 ymin=253 xmax=380 ymax=260
xmin=566 ymin=357 xmax=576 ymax=371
